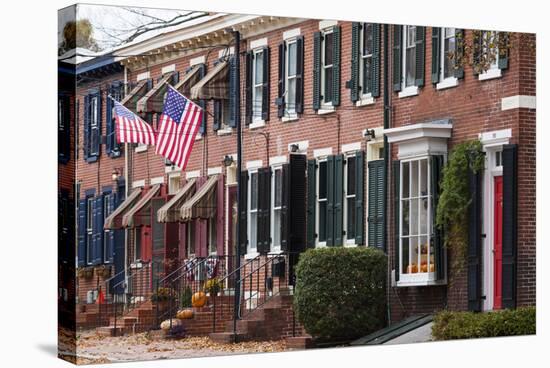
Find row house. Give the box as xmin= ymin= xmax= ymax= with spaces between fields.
xmin=71 ymin=13 xmax=535 ymax=334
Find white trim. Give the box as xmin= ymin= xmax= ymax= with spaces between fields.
xmin=269 ymin=155 xmax=288 ymax=166
xmin=384 ymin=122 xmax=453 ymax=143
xmin=186 ymin=170 xmax=200 ymax=179
xmin=355 ymin=95 xmax=375 ymax=106
xmin=398 ymin=85 xmax=419 ymax=98
xmin=313 ymin=147 xmax=333 ymax=158
xmin=249 ymin=120 xmax=266 ymax=129
xmin=150 ymin=176 xmax=165 ymax=185
xmin=343 ymin=152 xmax=357 ymax=247
xmin=501 ymin=95 xmax=537 ymax=111
xmin=479 ymin=129 xmax=512 ymax=147
xmin=317 ymin=107 xmax=336 ymax=115
xmin=195 ymin=133 xmax=203 ymax=141
xmin=190 ymin=55 xmax=205 ymax=66
xmin=135 ymin=143 xmax=148 ymax=153
xmin=436 ymin=77 xmax=458 ymax=90
xmin=165 ymin=165 xmax=181 ymax=173
xmin=247 ymin=169 xmax=259 ymax=255
xmin=281 ymin=115 xmax=299 ymax=123
xmin=244 ymin=251 xmax=260 ymax=260
xmin=161 ymin=64 xmax=175 ymax=74
xmin=207 ymin=167 xmax=222 ymax=176
xmin=341 ymin=142 xmax=362 ymax=153
xmin=319 ymin=20 xmax=338 ymax=30
xmin=250 ymin=37 xmax=268 ymax=49
xmin=270 ymin=165 xmax=284 ymax=253
xmin=136 ymin=71 xmax=150 ymax=81
xmin=283 ymin=28 xmax=301 ymax=40
xmin=246 ymin=160 xmax=263 ymax=170
xmin=132 ymin=179 xmax=145 ymax=188
xmin=167 ymin=170 xmax=181 ymax=178
xmin=217 ymin=127 xmax=233 ymax=136
xmin=478 ymin=68 xmax=502 ymax=81
xmin=219 ymin=46 xmax=234 ymax=58
xmin=288 ymin=140 xmax=309 ymax=153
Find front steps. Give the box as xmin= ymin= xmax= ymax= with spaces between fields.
xmin=97 ymin=301 xmax=157 ymax=336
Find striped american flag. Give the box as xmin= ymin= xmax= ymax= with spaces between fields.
xmin=155 ymin=86 xmax=203 ymax=170
xmin=113 ymin=100 xmax=156 ymax=145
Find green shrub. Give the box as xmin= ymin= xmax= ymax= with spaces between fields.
xmin=293 ymin=247 xmax=387 ymax=342
xmin=432 ymin=307 xmax=536 ymax=340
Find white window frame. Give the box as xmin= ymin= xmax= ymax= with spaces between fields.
xmin=360 ymin=23 xmax=374 ymax=101
xmin=247 ymin=169 xmax=260 ymax=257
xmin=437 ymin=27 xmax=459 ymax=90
xmin=168 ymin=174 xmax=181 ymax=195
xmin=217 ymin=99 xmax=233 ymax=135
xmin=285 ymin=38 xmax=298 ymax=118
xmin=89 ymin=96 xmax=100 ymax=156
xmin=343 ymin=153 xmax=357 ymax=246
xmin=320 ymin=28 xmax=335 ymax=110
xmin=252 ymin=48 xmax=265 ymax=123
xmin=478 ymin=31 xmax=502 ymax=81
xmin=316 ymin=158 xmax=328 ymax=247
xmin=399 ymin=26 xmax=419 ymax=98
xmin=86 ymin=197 xmax=94 ymax=265
xmin=270 ymin=165 xmax=284 ymax=253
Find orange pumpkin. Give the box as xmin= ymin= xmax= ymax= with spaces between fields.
xmin=176 ymin=309 xmax=194 ymax=320
xmin=191 ymin=291 xmax=207 ymax=307
xmin=407 ymin=264 xmax=418 ymax=274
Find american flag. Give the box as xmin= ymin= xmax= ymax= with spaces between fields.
xmin=155 ymin=86 xmax=203 ymax=170
xmin=113 ymin=100 xmax=156 ymax=145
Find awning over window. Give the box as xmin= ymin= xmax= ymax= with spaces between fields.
xmin=190 ymin=61 xmax=228 ymax=100
xmin=136 ymin=72 xmax=176 ymax=114
xmin=104 ymin=189 xmax=142 ymax=230
xmin=157 ymin=178 xmax=196 ymax=223
xmin=121 ymin=79 xmax=149 ymax=112
xmin=180 ymin=175 xmax=219 ymax=221
xmin=122 ymin=184 xmax=161 ymax=228
xmin=174 ymin=65 xmax=202 ymax=97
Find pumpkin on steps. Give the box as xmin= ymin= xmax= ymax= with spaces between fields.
xmin=176 ymin=309 xmax=194 ymax=320
xmin=191 ymin=291 xmax=207 ymax=307
xmin=160 ymin=319 xmax=181 ymax=331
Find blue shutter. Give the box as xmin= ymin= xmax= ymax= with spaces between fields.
xmin=354 ymin=151 xmax=365 ymax=246
xmin=92 ymin=91 xmax=102 ymax=160
xmin=415 ymin=26 xmax=426 ymax=87
xmin=326 ymin=155 xmax=335 ymax=246
xmin=431 ymin=27 xmax=441 ymax=85
xmin=501 ymin=144 xmax=517 ymax=309
xmin=106 ymin=88 xmax=113 ymax=155
xmin=83 ymin=95 xmax=90 ymax=160
xmin=333 ymin=154 xmax=344 ymax=246
xmin=295 ymin=36 xmax=305 ymax=114
xmin=371 ymin=24 xmax=381 ymax=98
xmin=245 ymin=51 xmax=253 ymax=124
xmin=331 ymin=25 xmax=341 ymax=107
xmin=77 ymin=199 xmax=87 ymax=267
xmin=392 ymin=25 xmax=403 ymax=92
xmin=92 ymin=196 xmax=104 ymax=265
xmin=276 ymin=42 xmax=286 ymax=118
xmin=106 ymin=193 xmax=116 ymax=263
xmin=228 ymin=56 xmax=238 ymax=127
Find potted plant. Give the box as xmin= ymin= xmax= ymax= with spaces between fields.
xmin=78 ymin=267 xmax=93 ymax=279
xmin=152 ymin=287 xmax=176 ymax=311
xmin=205 ymin=278 xmax=221 ymax=296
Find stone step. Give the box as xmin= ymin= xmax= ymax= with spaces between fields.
xmin=224 ymin=318 xmax=264 ymax=334
xmin=97 ymin=326 xmax=124 ymax=337
xmin=209 ymin=332 xmax=248 ymax=344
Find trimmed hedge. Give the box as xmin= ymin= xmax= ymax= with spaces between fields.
xmin=293 ymin=247 xmax=387 ymax=342
xmin=432 ymin=307 xmax=536 ymax=340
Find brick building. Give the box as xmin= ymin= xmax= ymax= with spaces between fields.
xmin=68 ymin=13 xmax=536 ymax=338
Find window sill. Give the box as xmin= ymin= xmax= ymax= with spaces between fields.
xmin=436 ymin=77 xmax=459 ymax=90
xmin=281 ymin=114 xmax=299 ymax=123
xmin=355 ymin=95 xmax=375 ymax=107
xmin=478 ymin=68 xmax=502 ymax=81
xmin=396 ymin=272 xmax=446 ymax=287
xmin=135 ymin=145 xmax=148 ymax=153
xmin=249 ymin=120 xmax=266 ymax=130
xmin=267 ymin=250 xmax=283 ymax=256
xmin=317 ymin=106 xmax=335 ymax=115
xmin=344 ymin=241 xmax=357 ymax=248
xmin=244 ymin=251 xmax=259 ymax=260
xmin=398 ymin=86 xmax=419 ymax=98
xmin=195 ymin=133 xmax=203 ymax=141
xmin=217 ymin=127 xmax=233 ymax=136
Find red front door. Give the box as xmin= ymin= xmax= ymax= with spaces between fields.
xmin=493 ymin=176 xmax=503 ymax=309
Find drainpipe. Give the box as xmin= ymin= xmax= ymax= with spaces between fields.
xmin=123 ymin=65 xmax=129 ymax=295
xmin=383 ymin=23 xmax=392 ymax=326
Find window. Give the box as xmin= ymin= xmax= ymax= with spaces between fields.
xmin=361 ymin=23 xmax=374 ymax=96
xmin=403 ymin=26 xmax=417 ymax=89
xmin=441 ymin=28 xmax=456 ymax=80
xmin=400 ymin=158 xmax=434 ymax=281
xmin=252 ymin=49 xmax=264 ymax=121
xmin=271 ymin=166 xmax=283 ymax=251
xmin=248 ymin=170 xmax=259 ymax=253
xmin=286 ymin=40 xmax=298 ymax=114
xmin=481 ymin=31 xmax=499 ymax=71
xmin=344 ymin=155 xmax=356 ymax=244
xmin=86 ymin=197 xmax=93 ymax=264
xmin=168 ymin=175 xmax=181 ymax=195
xmin=187 ymin=223 xmax=196 ymax=257
xmin=317 ymin=160 xmax=328 ymax=245
xmin=107 ymin=83 xmax=124 ymax=156
xmin=495 ymin=150 xmax=503 ymax=168
xmin=89 ymin=96 xmax=100 ymax=156
xmin=322 ymin=31 xmax=334 ymax=105
xmin=58 ymin=95 xmax=70 ymax=162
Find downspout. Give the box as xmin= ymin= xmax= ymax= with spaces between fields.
xmin=383 ymin=23 xmax=392 ymax=326
xmin=123 ymin=65 xmax=129 ymax=292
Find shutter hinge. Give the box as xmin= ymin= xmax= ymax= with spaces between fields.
xmin=481 ymin=233 xmax=487 ymax=238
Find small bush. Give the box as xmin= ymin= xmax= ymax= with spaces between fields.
xmin=293 ymin=247 xmax=387 ymax=342
xmin=432 ymin=307 xmax=536 ymax=340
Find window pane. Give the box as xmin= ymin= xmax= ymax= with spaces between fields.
xmin=347 ymin=156 xmax=356 ymax=195
xmin=188 ymin=225 xmax=195 ymax=255
xmin=274 ymin=169 xmax=282 ymax=207
xmin=319 ymin=202 xmax=327 ymax=242
xmin=420 ymin=235 xmax=429 ymax=273
xmin=273 ymin=209 xmax=281 ymax=247
xmin=324 ymin=66 xmax=333 ymax=103
xmin=443 ymin=28 xmax=456 ymax=79
xmin=410 ymin=236 xmax=419 ymax=273
xmin=402 ymin=162 xmax=410 ymax=198
xmin=347 ymin=197 xmax=355 ymax=240
xmin=401 ymin=200 xmax=409 ymax=236
xmin=406 ymin=46 xmax=416 ymax=86
xmin=420 ymin=159 xmax=428 ymax=196
xmin=255 ymin=51 xmax=263 ymax=84
xmin=319 ymin=161 xmax=327 ymax=199
xmin=254 ymin=86 xmax=262 ymax=118
xmin=250 ymin=172 xmax=258 ymax=210
xmin=251 ymin=212 xmax=258 ymax=249
xmin=410 ymin=198 xmax=418 ymax=235
xmin=363 ymin=57 xmax=372 ymax=94
xmin=420 ymin=197 xmax=428 ymax=234
xmin=411 ymin=160 xmax=419 ymax=197
xmin=209 ymin=217 xmax=217 ymax=253
xmin=324 ymin=32 xmax=333 ymax=65
xmin=288 ymin=42 xmax=297 ymax=76
xmin=401 ymin=237 xmax=409 ymax=274
xmin=287 ymin=78 xmax=296 ymax=111
xmin=363 ymin=23 xmax=373 ymax=55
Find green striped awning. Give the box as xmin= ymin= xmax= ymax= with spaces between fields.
xmin=180 ymin=175 xmax=218 ymax=221
xmin=122 ymin=184 xmax=161 ymax=228
xmin=190 ymin=61 xmax=228 ymax=100
xmin=104 ymin=189 xmax=142 ymax=230
xmin=174 ymin=65 xmax=202 ymax=97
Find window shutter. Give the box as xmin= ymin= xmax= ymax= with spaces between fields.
xmin=312 ymin=31 xmax=322 ymax=111
xmin=261 ymin=46 xmax=270 ymax=121
xmin=106 ymin=193 xmax=115 ymax=263
xmin=296 ymin=36 xmax=305 ymax=114
xmin=431 ymin=27 xmax=441 ymax=85
xmin=354 ymin=151 xmax=365 ymax=245
xmin=58 ymin=95 xmax=71 ymax=163
xmin=277 ymin=42 xmax=286 ymax=118
xmin=393 ymin=161 xmax=400 ymax=281
xmin=216 ymin=176 xmax=225 ymax=255
xmin=326 ymin=155 xmax=335 ymax=246
xmin=229 ymin=56 xmax=238 ymax=127
xmin=245 ymin=51 xmax=253 ymax=125
xmin=94 ymin=196 xmax=104 ymax=265
xmin=83 ymin=95 xmax=90 ymax=160
xmin=332 ymin=25 xmax=341 ymax=107
xmin=371 ymin=24 xmax=381 ymax=98
xmin=392 ymin=25 xmax=403 ymax=92
xmin=502 ymin=144 xmax=517 ymax=309
xmin=258 ymin=167 xmax=272 ymax=254
xmin=454 ymin=29 xmax=465 ymax=79
xmin=280 ymin=163 xmax=290 ymax=251
xmin=415 ymin=26 xmax=426 ymax=87
xmin=239 ymin=171 xmax=249 ymax=255
xmin=213 ymin=100 xmax=221 ymax=131
xmin=333 ymin=154 xmax=344 ymax=246
xmin=77 ymin=199 xmax=87 ymax=267
xmin=289 ymin=154 xmax=307 ymax=252
xmin=368 ymin=159 xmax=385 ymax=249
xmin=306 ymin=159 xmax=317 ymax=248
xmin=431 ymin=155 xmax=445 ymax=281
xmin=91 ymin=91 xmax=102 ymax=161
xmin=198 ymin=64 xmax=207 ymax=134
xmin=106 ymin=88 xmax=114 ymax=154
xmin=498 ymin=32 xmax=509 ymax=70
xmin=349 ymin=22 xmax=361 ymax=102
xmin=467 ymin=160 xmax=482 ymax=312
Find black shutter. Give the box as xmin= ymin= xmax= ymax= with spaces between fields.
xmin=368 ymin=159 xmax=385 ymax=249
xmin=245 ymin=51 xmax=253 ymax=125
xmin=77 ymin=199 xmax=87 ymax=267
xmin=349 ymin=22 xmax=361 ymax=102
xmin=83 ymin=95 xmax=90 ymax=160
xmin=354 ymin=151 xmax=365 ymax=245
xmin=333 ymin=154 xmax=344 ymax=246
xmin=502 ymin=144 xmax=517 ymax=309
xmin=277 ymin=42 xmax=286 ymax=118
xmin=213 ymin=100 xmax=221 ymax=131
xmin=198 ymin=64 xmax=207 ymax=134
xmin=332 ymin=25 xmax=341 ymax=107
xmin=431 ymin=155 xmax=445 ymax=281
xmin=431 ymin=27 xmax=441 ymax=85
xmin=371 ymin=24 xmax=381 ymax=98
xmin=257 ymin=167 xmax=271 ymax=254
xmin=295 ymin=36 xmax=305 ymax=114
xmin=307 ymin=159 xmax=317 ymax=248
xmin=498 ymin=32 xmax=509 ymax=70
xmin=312 ymin=31 xmax=322 ymax=111
xmin=415 ymin=26 xmax=426 ymax=87
xmin=280 ymin=163 xmax=290 ymax=251
xmin=454 ymin=29 xmax=465 ymax=79
xmin=261 ymin=46 xmax=270 ymax=121
xmin=288 ymin=154 xmax=307 ymax=285
xmin=326 ymin=155 xmax=335 ymax=246
xmin=393 ymin=25 xmax=403 ymax=92
xmin=393 ymin=161 xmax=400 ymax=281
xmin=467 ymin=160 xmax=482 ymax=312
xmin=106 ymin=86 xmax=114 ymax=154
xmin=229 ymin=56 xmax=238 ymax=127
xmin=239 ymin=171 xmax=249 ymax=255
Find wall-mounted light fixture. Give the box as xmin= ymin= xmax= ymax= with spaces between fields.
xmin=111 ymin=167 xmax=123 ymax=182
xmin=363 ymin=129 xmax=376 ymax=142
xmin=289 ymin=144 xmax=299 ymax=153
xmin=222 ymin=155 xmax=235 ymax=167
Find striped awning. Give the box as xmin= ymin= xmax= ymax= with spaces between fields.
xmin=157 ymin=178 xmax=196 ymax=223
xmin=180 ymin=175 xmax=219 ymax=221
xmin=190 ymin=61 xmax=228 ymax=100
xmin=121 ymin=79 xmax=149 ymax=112
xmin=104 ymin=189 xmax=142 ymax=230
xmin=122 ymin=184 xmax=161 ymax=228
xmin=136 ymin=72 xmax=176 ymax=114
xmin=174 ymin=65 xmax=202 ymax=97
